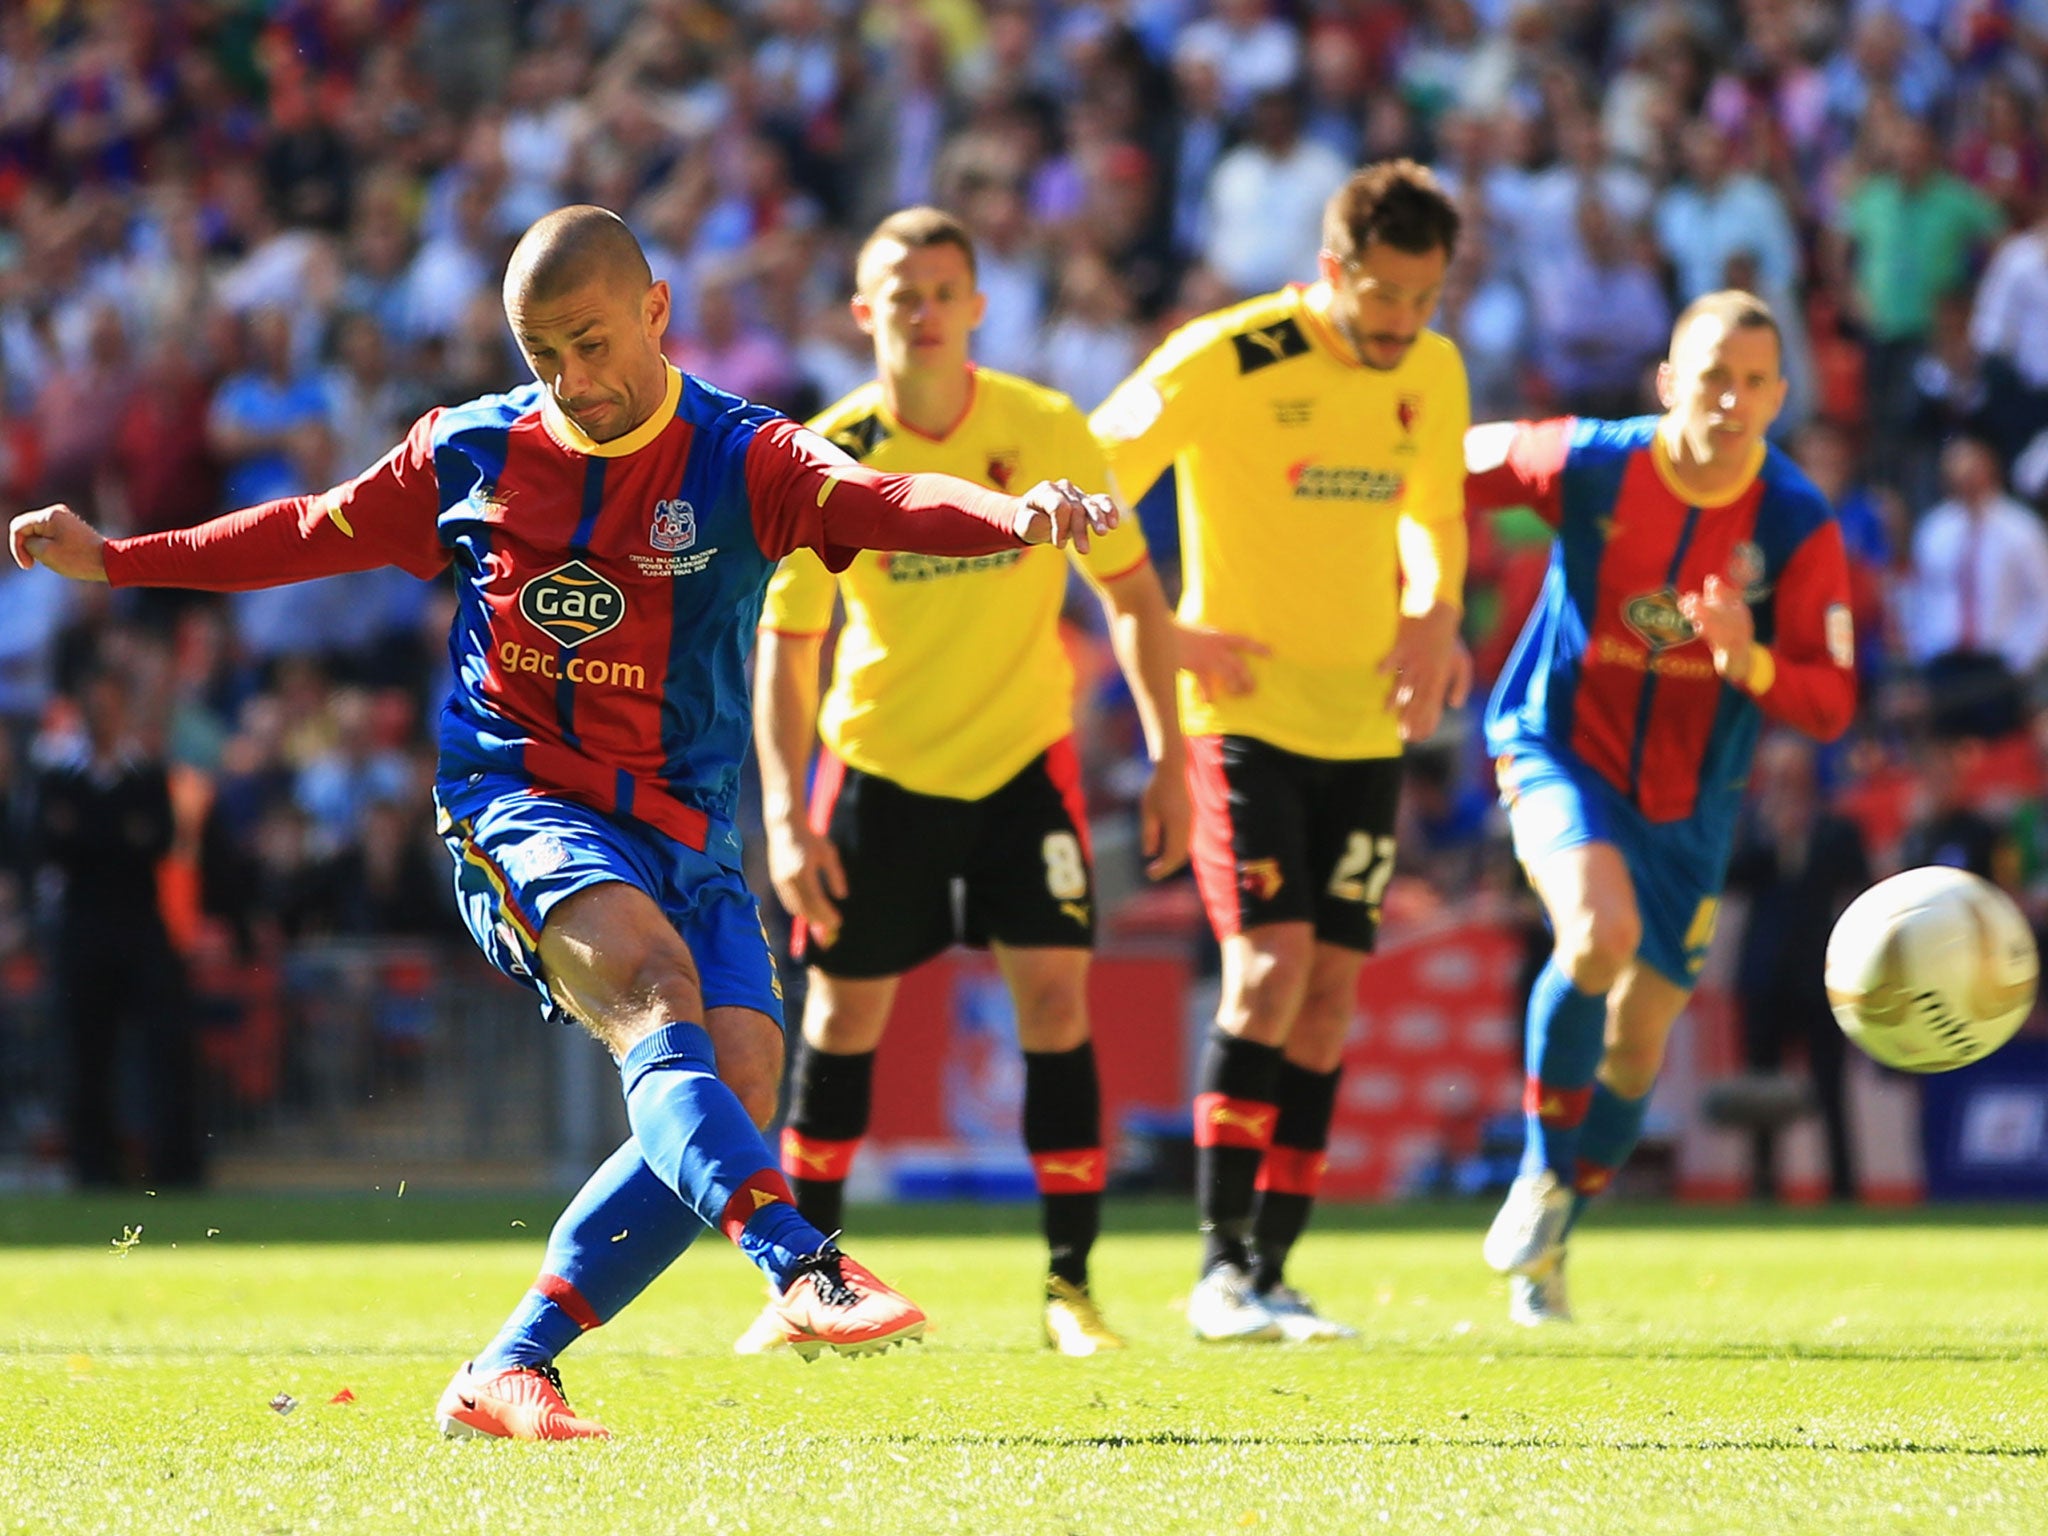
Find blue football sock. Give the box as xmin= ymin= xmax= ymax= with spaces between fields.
xmin=1566 ymin=1081 xmax=1652 ymax=1235
xmin=620 ymin=1022 xmax=827 ymax=1291
xmin=1518 ymin=958 xmax=1610 ymax=1181
xmin=472 ymin=1137 xmax=705 ymax=1372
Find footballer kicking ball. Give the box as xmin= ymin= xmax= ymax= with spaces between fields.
xmin=1825 ymin=867 xmax=2039 ymax=1073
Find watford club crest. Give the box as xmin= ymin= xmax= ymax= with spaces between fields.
xmin=985 ymin=449 xmax=1019 ymax=491
xmin=1237 ymin=858 xmax=1285 ymax=902
xmin=1397 ymin=394 xmax=1421 ymax=436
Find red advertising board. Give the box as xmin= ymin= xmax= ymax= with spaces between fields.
xmin=1327 ymin=915 xmax=1526 ymax=1199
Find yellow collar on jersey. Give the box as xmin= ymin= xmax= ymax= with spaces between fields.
xmin=541 ymin=364 xmax=683 ymax=458
xmin=1649 ymin=426 xmax=1766 ymax=508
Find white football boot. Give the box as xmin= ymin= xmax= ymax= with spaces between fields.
xmin=1258 ymin=1282 xmax=1358 ymax=1341
xmin=1187 ymin=1262 xmax=1283 ymax=1342
xmin=1509 ymin=1254 xmax=1573 ymax=1325
xmin=1483 ymin=1169 xmax=1573 ymax=1276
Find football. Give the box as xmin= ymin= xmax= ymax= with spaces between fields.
xmin=1825 ymin=867 xmax=2040 ymax=1073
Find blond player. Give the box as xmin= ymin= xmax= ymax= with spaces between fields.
xmin=742 ymin=207 xmax=1190 ymax=1356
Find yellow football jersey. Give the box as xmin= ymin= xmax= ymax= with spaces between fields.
xmin=1092 ymin=282 xmax=1470 ymax=760
xmin=762 ymin=367 xmax=1150 ymax=800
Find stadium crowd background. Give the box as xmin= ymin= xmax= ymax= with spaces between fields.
xmin=2 ymin=0 xmax=2047 ymax=1187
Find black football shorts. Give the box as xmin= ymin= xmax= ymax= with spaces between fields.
xmin=795 ymin=739 xmax=1096 ymax=977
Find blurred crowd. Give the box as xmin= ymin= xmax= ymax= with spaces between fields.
xmin=2 ymin=0 xmax=2048 ymax=1185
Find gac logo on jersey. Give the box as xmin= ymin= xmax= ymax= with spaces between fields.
xmin=520 ymin=561 xmax=625 ymax=647
xmin=1620 ymin=588 xmax=1698 ymax=652
xmin=650 ymin=499 xmax=696 ymax=553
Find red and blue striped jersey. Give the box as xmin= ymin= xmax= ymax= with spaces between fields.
xmin=1467 ymin=416 xmax=1856 ymax=826
xmin=103 ymin=366 xmax=1028 ymax=868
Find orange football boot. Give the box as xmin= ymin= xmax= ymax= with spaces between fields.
xmin=435 ymin=1361 xmax=611 ymax=1440
xmin=767 ymin=1245 xmax=927 ymax=1361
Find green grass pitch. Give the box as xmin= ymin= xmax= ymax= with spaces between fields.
xmin=6 ymin=1196 xmax=2047 ymax=1534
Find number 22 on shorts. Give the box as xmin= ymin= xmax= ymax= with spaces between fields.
xmin=1328 ymin=833 xmax=1396 ymax=907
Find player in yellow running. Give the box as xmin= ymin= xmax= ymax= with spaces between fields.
xmin=1092 ymin=160 xmax=1472 ymax=1342
xmin=740 ymin=207 xmax=1191 ymax=1357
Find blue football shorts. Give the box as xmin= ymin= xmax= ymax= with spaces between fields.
xmin=1495 ymin=742 xmax=1736 ymax=989
xmin=434 ymin=772 xmax=784 ymax=1027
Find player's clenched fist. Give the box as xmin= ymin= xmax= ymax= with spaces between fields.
xmin=1678 ymin=573 xmax=1757 ymax=685
xmin=9 ymin=504 xmax=109 ymax=582
xmin=1012 ymin=479 xmax=1119 ymax=554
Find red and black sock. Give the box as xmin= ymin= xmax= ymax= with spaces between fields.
xmin=1024 ymin=1042 xmax=1106 ymax=1289
xmin=1251 ymin=1061 xmax=1340 ymax=1293
xmin=779 ymin=1041 xmax=874 ymax=1239
xmin=1194 ymin=1027 xmax=1283 ymax=1277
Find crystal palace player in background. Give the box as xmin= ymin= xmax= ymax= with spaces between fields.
xmin=1092 ymin=161 xmax=1472 ymax=1343
xmin=9 ymin=206 xmax=1120 ymax=1439
xmin=1467 ymin=290 xmax=1856 ymax=1325
xmin=744 ymin=208 xmax=1190 ymax=1359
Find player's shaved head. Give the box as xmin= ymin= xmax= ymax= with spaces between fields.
xmin=504 ymin=205 xmax=654 ymax=310
xmin=1671 ymin=290 xmax=1781 ymax=368
xmin=503 ymin=205 xmax=674 ymax=445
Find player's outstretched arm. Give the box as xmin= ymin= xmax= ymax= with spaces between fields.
xmin=1464 ymin=419 xmax=1572 ymax=523
xmin=10 ymin=504 xmax=108 ymax=582
xmin=20 ymin=414 xmax=449 ymax=593
xmin=1010 ymin=479 xmax=1120 ymax=553
xmin=745 ymin=421 xmax=1117 ymax=566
